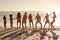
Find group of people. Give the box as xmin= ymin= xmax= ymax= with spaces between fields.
xmin=3 ymin=12 xmax=56 ymax=30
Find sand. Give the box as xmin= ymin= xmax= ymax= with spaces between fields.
xmin=0 ymin=27 xmax=60 ymax=40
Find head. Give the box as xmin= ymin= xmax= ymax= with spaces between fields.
xmin=29 ymin=13 xmax=32 ymax=17
xmin=3 ymin=15 xmax=6 ymax=18
xmin=53 ymin=11 xmax=55 ymax=15
xmin=37 ymin=13 xmax=39 ymax=16
xmin=17 ymin=12 xmax=20 ymax=15
xmin=30 ymin=13 xmax=32 ymax=16
xmin=46 ymin=13 xmax=48 ymax=16
xmin=25 ymin=12 xmax=27 ymax=15
xmin=10 ymin=14 xmax=12 ymax=17
xmin=4 ymin=15 xmax=6 ymax=17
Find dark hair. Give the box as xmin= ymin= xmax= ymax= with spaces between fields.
xmin=53 ymin=12 xmax=55 ymax=14
xmin=10 ymin=14 xmax=12 ymax=17
xmin=17 ymin=12 xmax=20 ymax=15
xmin=3 ymin=15 xmax=6 ymax=18
xmin=37 ymin=13 xmax=39 ymax=15
xmin=3 ymin=15 xmax=6 ymax=19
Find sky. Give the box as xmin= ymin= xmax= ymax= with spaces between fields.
xmin=0 ymin=0 xmax=60 ymax=11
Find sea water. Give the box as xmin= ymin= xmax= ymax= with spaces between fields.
xmin=0 ymin=11 xmax=60 ymax=28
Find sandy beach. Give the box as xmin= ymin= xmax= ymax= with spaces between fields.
xmin=0 ymin=27 xmax=60 ymax=40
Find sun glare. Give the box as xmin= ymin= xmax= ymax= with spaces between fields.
xmin=40 ymin=9 xmax=60 ymax=27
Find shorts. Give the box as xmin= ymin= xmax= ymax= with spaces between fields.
xmin=22 ymin=19 xmax=26 ymax=24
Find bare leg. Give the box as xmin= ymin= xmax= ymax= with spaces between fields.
xmin=48 ymin=22 xmax=50 ymax=30
xmin=32 ymin=21 xmax=34 ymax=29
xmin=11 ymin=22 xmax=13 ymax=29
xmin=51 ymin=23 xmax=56 ymax=30
xmin=51 ymin=21 xmax=56 ymax=30
xmin=12 ymin=23 xmax=13 ymax=28
xmin=17 ymin=22 xmax=18 ymax=29
xmin=25 ymin=22 xmax=26 ymax=29
xmin=22 ymin=23 xmax=24 ymax=29
xmin=40 ymin=22 xmax=42 ymax=29
xmin=29 ymin=22 xmax=31 ymax=29
xmin=44 ymin=22 xmax=47 ymax=29
xmin=10 ymin=23 xmax=11 ymax=28
xmin=52 ymin=25 xmax=56 ymax=30
xmin=35 ymin=22 xmax=37 ymax=29
xmin=4 ymin=24 xmax=6 ymax=30
xmin=20 ymin=22 xmax=21 ymax=29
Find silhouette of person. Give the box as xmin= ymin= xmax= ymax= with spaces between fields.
xmin=35 ymin=13 xmax=42 ymax=29
xmin=16 ymin=12 xmax=21 ymax=29
xmin=51 ymin=12 xmax=56 ymax=30
xmin=43 ymin=13 xmax=51 ymax=30
xmin=22 ymin=12 xmax=27 ymax=29
xmin=3 ymin=15 xmax=7 ymax=30
xmin=28 ymin=14 xmax=34 ymax=29
xmin=9 ymin=14 xmax=13 ymax=29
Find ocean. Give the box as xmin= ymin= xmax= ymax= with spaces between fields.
xmin=0 ymin=11 xmax=60 ymax=28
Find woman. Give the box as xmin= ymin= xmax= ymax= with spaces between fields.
xmin=51 ymin=12 xmax=56 ymax=30
xmin=35 ymin=13 xmax=42 ymax=29
xmin=3 ymin=15 xmax=7 ymax=30
xmin=16 ymin=12 xmax=21 ymax=29
xmin=9 ymin=14 xmax=13 ymax=29
xmin=28 ymin=14 xmax=34 ymax=29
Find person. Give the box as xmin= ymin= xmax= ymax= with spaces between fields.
xmin=9 ymin=14 xmax=13 ymax=29
xmin=28 ymin=14 xmax=34 ymax=29
xmin=35 ymin=13 xmax=42 ymax=29
xmin=43 ymin=13 xmax=51 ymax=30
xmin=22 ymin=12 xmax=27 ymax=29
xmin=16 ymin=12 xmax=21 ymax=29
xmin=3 ymin=15 xmax=7 ymax=30
xmin=51 ymin=12 xmax=56 ymax=30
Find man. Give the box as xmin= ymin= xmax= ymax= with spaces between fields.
xmin=43 ymin=13 xmax=51 ymax=30
xmin=28 ymin=14 xmax=34 ymax=29
xmin=35 ymin=13 xmax=42 ymax=29
xmin=22 ymin=12 xmax=27 ymax=29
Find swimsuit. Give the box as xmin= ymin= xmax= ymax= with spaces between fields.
xmin=17 ymin=19 xmax=21 ymax=23
xmin=22 ymin=19 xmax=26 ymax=23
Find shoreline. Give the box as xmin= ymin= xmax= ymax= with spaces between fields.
xmin=0 ymin=27 xmax=60 ymax=31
